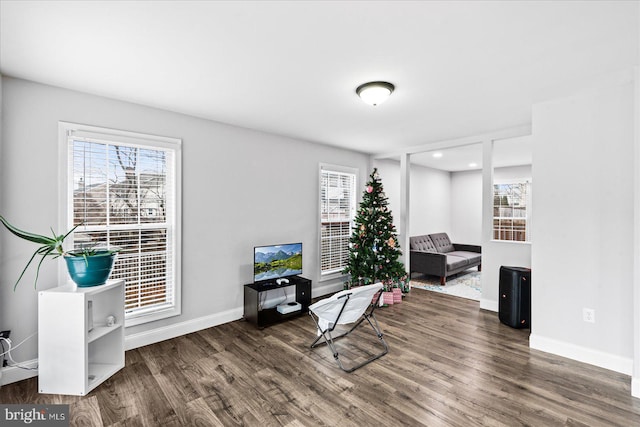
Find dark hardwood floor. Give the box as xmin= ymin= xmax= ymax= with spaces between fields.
xmin=2 ymin=288 xmax=640 ymax=426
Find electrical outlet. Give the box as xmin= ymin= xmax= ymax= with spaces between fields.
xmin=583 ymin=308 xmax=595 ymax=323
xmin=0 ymin=330 xmax=10 ymax=339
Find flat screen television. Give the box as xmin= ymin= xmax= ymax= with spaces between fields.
xmin=254 ymin=243 xmax=302 ymax=283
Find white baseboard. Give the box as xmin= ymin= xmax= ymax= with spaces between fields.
xmin=125 ymin=307 xmax=243 ymax=350
xmin=0 ymin=359 xmax=38 ymax=386
xmin=530 ymin=333 xmax=633 ymax=375
xmin=632 ymin=376 xmax=640 ymax=398
xmin=0 ymin=308 xmax=245 ymax=386
xmin=2 ymin=289 xmax=344 ymax=387
xmin=124 ymin=282 xmax=346 ymax=351
xmin=480 ymin=298 xmax=498 ymax=312
xmin=313 ymin=282 xmax=343 ymax=298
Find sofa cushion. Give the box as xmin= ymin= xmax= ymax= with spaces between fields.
xmin=410 ymin=235 xmax=437 ymax=252
xmin=448 ymin=251 xmax=481 ymax=265
xmin=445 ymin=254 xmax=468 ymax=271
xmin=430 ymin=233 xmax=455 ymax=253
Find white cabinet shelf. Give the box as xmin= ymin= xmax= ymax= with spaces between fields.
xmin=38 ymin=279 xmax=125 ymax=396
xmin=88 ymin=323 xmax=122 ymax=343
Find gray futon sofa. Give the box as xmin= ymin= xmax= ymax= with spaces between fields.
xmin=409 ymin=232 xmax=481 ymax=285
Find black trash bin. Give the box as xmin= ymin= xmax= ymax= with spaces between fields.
xmin=498 ymin=266 xmax=531 ymax=329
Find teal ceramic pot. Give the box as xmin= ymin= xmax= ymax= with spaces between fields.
xmin=64 ymin=250 xmax=117 ymax=287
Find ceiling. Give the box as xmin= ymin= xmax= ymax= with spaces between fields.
xmin=408 ymin=135 xmax=532 ymax=172
xmin=0 ymin=1 xmax=637 ymax=155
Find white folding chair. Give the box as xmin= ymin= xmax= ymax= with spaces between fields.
xmin=308 ymin=283 xmax=389 ymax=372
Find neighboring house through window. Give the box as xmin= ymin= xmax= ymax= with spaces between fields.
xmin=319 ymin=165 xmax=357 ymax=278
xmin=60 ymin=123 xmax=182 ymax=326
xmin=493 ymin=180 xmax=531 ymax=242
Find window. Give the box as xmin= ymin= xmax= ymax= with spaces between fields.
xmin=493 ymin=181 xmax=531 ymax=242
xmin=319 ymin=165 xmax=356 ymax=277
xmin=60 ymin=123 xmax=181 ymax=326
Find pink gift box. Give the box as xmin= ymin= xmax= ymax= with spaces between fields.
xmin=381 ymin=291 xmax=394 ymax=305
xmin=392 ymin=287 xmax=402 ymax=303
xmin=372 ymin=291 xmax=381 ymax=305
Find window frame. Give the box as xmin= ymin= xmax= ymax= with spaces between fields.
xmin=58 ymin=122 xmax=182 ymax=327
xmin=492 ymin=179 xmax=531 ymax=243
xmin=318 ymin=163 xmax=357 ymax=282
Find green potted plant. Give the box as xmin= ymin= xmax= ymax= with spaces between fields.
xmin=0 ymin=215 xmax=119 ymax=289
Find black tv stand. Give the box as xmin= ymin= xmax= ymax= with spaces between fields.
xmin=243 ymin=276 xmax=311 ymax=328
xmin=255 ymin=281 xmax=279 ymax=289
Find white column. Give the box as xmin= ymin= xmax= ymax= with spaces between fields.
xmin=632 ymin=64 xmax=640 ymax=398
xmin=400 ymin=153 xmax=411 ymax=272
xmin=481 ymin=139 xmax=494 ymax=245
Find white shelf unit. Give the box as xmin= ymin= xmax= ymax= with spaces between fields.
xmin=38 ymin=279 xmax=125 ymax=395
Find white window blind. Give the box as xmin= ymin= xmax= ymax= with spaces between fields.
xmin=320 ymin=167 xmax=356 ymax=275
xmin=493 ymin=181 xmax=531 ymax=242
xmin=63 ymin=124 xmax=181 ymax=325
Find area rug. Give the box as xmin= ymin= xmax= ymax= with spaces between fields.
xmin=410 ymin=270 xmax=481 ymax=301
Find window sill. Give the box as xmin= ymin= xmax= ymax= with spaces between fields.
xmin=490 ymin=239 xmax=531 ymax=245
xmin=125 ymin=306 xmax=181 ymax=327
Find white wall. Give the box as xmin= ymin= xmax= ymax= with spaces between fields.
xmin=410 ymin=163 xmax=451 ymax=237
xmin=373 ymin=159 xmax=401 ymax=231
xmin=0 ymin=77 xmax=370 ymax=381
xmin=377 ymin=157 xmax=532 ymax=312
xmin=374 ymin=159 xmax=451 ymax=238
xmin=494 ymin=165 xmax=531 ymax=183
xmin=449 ymin=164 xmax=531 ymax=247
xmin=451 ymin=164 xmax=532 ymax=312
xmin=0 ymin=74 xmax=3 ymax=385
xmin=480 ymin=241 xmax=532 ymax=313
xmin=450 ymin=170 xmax=482 ymax=245
xmin=530 ymin=75 xmax=634 ymax=374
xmin=634 ymin=63 xmax=640 ymax=399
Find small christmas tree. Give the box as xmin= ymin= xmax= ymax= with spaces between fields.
xmin=343 ymin=168 xmax=407 ymax=291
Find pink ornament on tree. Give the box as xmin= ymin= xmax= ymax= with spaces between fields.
xmin=366 ymin=185 xmax=373 ymax=193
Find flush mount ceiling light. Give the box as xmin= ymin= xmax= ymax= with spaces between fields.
xmin=356 ymin=81 xmax=395 ymax=106
xmin=432 ymin=152 xmax=443 ymax=158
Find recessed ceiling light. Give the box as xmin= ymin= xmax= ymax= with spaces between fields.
xmin=356 ymin=81 xmax=395 ymax=106
xmin=468 ymin=162 xmax=478 ymax=168
xmin=432 ymin=152 xmax=443 ymax=158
